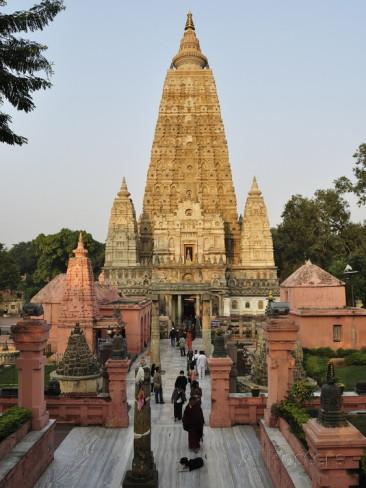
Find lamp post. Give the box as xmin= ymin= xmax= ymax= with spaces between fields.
xmin=343 ymin=264 xmax=359 ymax=307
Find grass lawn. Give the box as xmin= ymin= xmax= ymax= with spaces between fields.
xmin=304 ymin=354 xmax=366 ymax=389
xmin=0 ymin=365 xmax=57 ymax=387
xmin=336 ymin=366 xmax=366 ymax=390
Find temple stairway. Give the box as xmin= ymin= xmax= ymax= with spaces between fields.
xmin=36 ymin=339 xmax=273 ymax=488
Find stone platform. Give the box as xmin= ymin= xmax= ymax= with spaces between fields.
xmin=36 ymin=340 xmax=273 ymax=488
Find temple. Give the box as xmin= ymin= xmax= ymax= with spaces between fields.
xmin=103 ymin=13 xmax=278 ymax=325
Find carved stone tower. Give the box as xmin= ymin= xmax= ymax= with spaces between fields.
xmin=104 ymin=13 xmax=278 ymax=324
xmin=59 ymin=233 xmax=98 ymax=350
xmin=105 ymin=177 xmax=139 ymax=268
xmin=240 ymin=177 xmax=275 ymax=268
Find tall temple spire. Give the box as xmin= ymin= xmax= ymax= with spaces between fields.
xmin=240 ymin=178 xmax=275 ymax=267
xmin=75 ymin=231 xmax=87 ymax=257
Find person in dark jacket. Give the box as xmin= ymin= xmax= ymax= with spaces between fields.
xmin=182 ymin=396 xmax=204 ymax=451
xmin=171 ymin=387 xmax=186 ymax=421
xmin=175 ymin=370 xmax=188 ymax=392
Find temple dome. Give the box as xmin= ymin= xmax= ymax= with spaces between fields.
xmin=171 ymin=12 xmax=208 ymax=69
xmin=281 ymin=260 xmax=344 ymax=288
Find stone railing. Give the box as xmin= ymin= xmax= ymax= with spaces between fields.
xmin=229 ymin=394 xmax=266 ymax=425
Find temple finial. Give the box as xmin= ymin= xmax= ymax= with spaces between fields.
xmin=250 ymin=176 xmax=260 ymax=194
xmin=74 ymin=231 xmax=87 ymax=257
xmin=118 ymin=176 xmax=130 ymax=197
xmin=185 ymin=11 xmax=195 ymax=31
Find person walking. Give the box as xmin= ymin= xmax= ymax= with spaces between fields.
xmin=171 ymin=387 xmax=186 ymax=421
xmin=196 ymin=351 xmax=207 ymax=380
xmin=190 ymin=380 xmax=202 ymax=404
xmin=186 ymin=329 xmax=193 ymax=350
xmin=153 ymin=366 xmax=164 ymax=404
xmin=175 ymin=370 xmax=188 ymax=392
xmin=188 ymin=363 xmax=197 ymax=384
xmin=193 ymin=349 xmax=199 ymax=373
xmin=179 ymin=336 xmax=186 ymax=357
xmin=150 ymin=363 xmax=156 ymax=393
xmin=182 ymin=396 xmax=204 ymax=452
xmin=169 ymin=327 xmax=176 ymax=347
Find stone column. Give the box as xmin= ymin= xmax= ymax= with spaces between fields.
xmin=202 ymin=294 xmax=211 ymax=356
xmin=303 ymin=420 xmax=366 ymax=488
xmin=167 ymin=294 xmax=172 ymax=324
xmin=264 ymin=315 xmax=298 ymax=426
xmin=11 ymin=318 xmax=50 ymax=430
xmin=177 ymin=294 xmax=182 ymax=326
xmin=150 ymin=296 xmax=160 ymax=366
xmin=208 ymin=334 xmax=232 ymax=427
xmin=105 ymin=358 xmax=129 ymax=427
xmin=195 ymin=294 xmax=200 ymax=317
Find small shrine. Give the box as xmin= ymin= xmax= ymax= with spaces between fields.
xmin=54 ymin=323 xmax=102 ymax=393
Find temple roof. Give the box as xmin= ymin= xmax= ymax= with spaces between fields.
xmin=31 ymin=274 xmax=120 ymax=304
xmin=281 ymin=260 xmax=345 ymax=288
xmin=56 ymin=323 xmax=100 ymax=377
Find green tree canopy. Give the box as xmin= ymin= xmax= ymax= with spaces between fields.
xmin=335 ymin=143 xmax=366 ymax=206
xmin=0 ymin=0 xmax=64 ymax=145
xmin=0 ymin=243 xmax=20 ymax=290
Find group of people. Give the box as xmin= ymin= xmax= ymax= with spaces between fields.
xmin=169 ymin=325 xmax=194 ymax=356
xmin=171 ymin=370 xmax=205 ymax=452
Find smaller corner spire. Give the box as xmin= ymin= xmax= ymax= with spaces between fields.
xmin=118 ymin=176 xmax=130 ymax=198
xmin=185 ymin=11 xmax=195 ymax=31
xmin=249 ymin=176 xmax=261 ymax=195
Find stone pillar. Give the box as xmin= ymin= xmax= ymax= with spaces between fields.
xmin=105 ymin=358 xmax=129 ymax=427
xmin=167 ymin=294 xmax=172 ymax=324
xmin=304 ymin=420 xmax=366 ymax=488
xmin=195 ymin=294 xmax=200 ymax=317
xmin=177 ymin=294 xmax=182 ymax=326
xmin=208 ymin=334 xmax=232 ymax=427
xmin=264 ymin=315 xmax=298 ymax=426
xmin=11 ymin=318 xmax=50 ymax=430
xmin=202 ymin=294 xmax=211 ymax=356
xmin=150 ymin=296 xmax=160 ymax=366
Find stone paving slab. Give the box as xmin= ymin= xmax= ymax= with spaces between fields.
xmin=36 ymin=339 xmax=273 ymax=488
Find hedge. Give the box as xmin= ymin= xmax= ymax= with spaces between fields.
xmin=0 ymin=406 xmax=32 ymax=442
xmin=273 ymin=400 xmax=310 ymax=448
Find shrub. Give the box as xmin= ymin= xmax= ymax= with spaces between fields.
xmin=0 ymin=406 xmax=32 ymax=442
xmin=277 ymin=400 xmax=310 ymax=448
xmin=344 ymin=352 xmax=366 ymax=366
xmin=287 ymin=380 xmax=316 ymax=406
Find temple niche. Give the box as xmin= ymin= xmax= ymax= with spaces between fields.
xmin=103 ymin=13 xmax=279 ymax=324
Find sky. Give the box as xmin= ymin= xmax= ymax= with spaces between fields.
xmin=1 ymin=0 xmax=365 ymax=248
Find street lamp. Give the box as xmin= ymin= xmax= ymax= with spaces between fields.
xmin=343 ymin=264 xmax=359 ymax=307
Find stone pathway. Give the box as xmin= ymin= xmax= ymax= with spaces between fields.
xmin=36 ymin=339 xmax=273 ymax=488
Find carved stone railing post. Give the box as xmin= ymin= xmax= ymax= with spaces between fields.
xmin=11 ymin=318 xmax=50 ymax=430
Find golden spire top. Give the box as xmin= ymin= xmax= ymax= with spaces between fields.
xmin=249 ymin=176 xmax=261 ymax=195
xmin=185 ymin=11 xmax=195 ymax=31
xmin=118 ymin=176 xmax=130 ymax=198
xmin=172 ymin=11 xmax=208 ymax=69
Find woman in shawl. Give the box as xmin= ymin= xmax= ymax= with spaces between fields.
xmin=182 ymin=396 xmax=204 ymax=452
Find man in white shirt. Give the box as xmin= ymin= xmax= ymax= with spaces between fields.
xmin=135 ymin=357 xmax=146 ymax=384
xmin=196 ymin=351 xmax=207 ymax=380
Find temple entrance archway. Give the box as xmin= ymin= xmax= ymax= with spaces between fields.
xmin=183 ymin=295 xmax=196 ymax=322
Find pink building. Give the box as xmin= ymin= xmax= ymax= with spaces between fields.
xmin=280 ymin=260 xmax=366 ymax=350
xmin=31 ymin=234 xmax=151 ymax=356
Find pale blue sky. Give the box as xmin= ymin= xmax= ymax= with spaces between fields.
xmin=1 ymin=0 xmax=365 ymax=247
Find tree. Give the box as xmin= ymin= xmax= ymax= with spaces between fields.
xmin=0 ymin=0 xmax=65 ymax=145
xmin=31 ymin=229 xmax=105 ymax=285
xmin=335 ymin=143 xmax=366 ymax=206
xmin=0 ymin=243 xmax=20 ymax=290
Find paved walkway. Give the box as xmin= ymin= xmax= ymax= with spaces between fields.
xmin=36 ymin=340 xmax=273 ymax=488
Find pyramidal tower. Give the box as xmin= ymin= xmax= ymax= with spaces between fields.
xmin=105 ymin=177 xmax=139 ymax=268
xmin=241 ymin=177 xmax=275 ymax=267
xmin=104 ymin=13 xmax=278 ymax=322
xmin=59 ymin=233 xmax=98 ymax=350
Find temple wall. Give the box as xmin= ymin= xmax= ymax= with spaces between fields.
xmin=281 ymin=285 xmax=346 ymax=309
xmin=291 ymin=312 xmax=366 ymax=350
